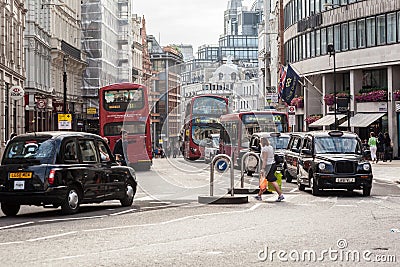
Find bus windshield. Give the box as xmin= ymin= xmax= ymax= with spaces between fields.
xmin=242 ymin=113 xmax=288 ymax=132
xmin=103 ymin=88 xmax=144 ymax=112
xmin=192 ymin=96 xmax=227 ymax=115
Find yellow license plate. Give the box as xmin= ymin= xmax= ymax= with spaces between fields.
xmin=9 ymin=172 xmax=32 ymax=179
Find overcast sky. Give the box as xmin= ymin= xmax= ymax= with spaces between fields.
xmin=133 ymin=0 xmax=255 ymax=54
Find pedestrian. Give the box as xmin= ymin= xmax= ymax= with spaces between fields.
xmin=113 ymin=130 xmax=128 ymax=166
xmin=254 ymin=137 xmax=284 ymax=202
xmin=377 ymin=132 xmax=384 ymax=162
xmin=368 ymin=132 xmax=378 ymax=163
xmin=383 ymin=132 xmax=392 ymax=162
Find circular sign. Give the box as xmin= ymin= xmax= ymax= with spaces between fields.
xmin=215 ymin=158 xmax=229 ymax=173
xmin=36 ymin=99 xmax=46 ymax=109
xmin=10 ymin=85 xmax=24 ymax=101
xmin=288 ymin=106 xmax=296 ymax=114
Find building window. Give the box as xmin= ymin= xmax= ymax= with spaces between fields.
xmin=341 ymin=22 xmax=349 ymax=51
xmin=321 ymin=27 xmax=327 ymax=55
xmin=310 ymin=31 xmax=315 ymax=57
xmin=398 ymin=12 xmax=400 ymax=43
xmin=357 ymin=18 xmax=366 ymax=48
xmin=327 ymin=26 xmax=334 ymax=48
xmin=366 ymin=17 xmax=376 ymax=47
xmin=387 ymin=12 xmax=396 ymax=44
xmin=376 ymin=14 xmax=386 ymax=45
xmin=306 ymin=32 xmax=311 ymax=58
xmin=334 ymin=25 xmax=341 ymax=52
xmin=316 ymin=29 xmax=321 ymax=56
xmin=349 ymin=21 xmax=357 ymax=49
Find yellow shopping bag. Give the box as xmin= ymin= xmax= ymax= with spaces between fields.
xmin=268 ymin=171 xmax=282 ymax=192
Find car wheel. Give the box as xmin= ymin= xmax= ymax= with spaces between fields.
xmin=120 ymin=180 xmax=136 ymax=207
xmin=310 ymin=174 xmax=320 ymax=196
xmin=362 ymin=187 xmax=371 ymax=197
xmin=285 ymin=169 xmax=293 ymax=183
xmin=297 ymin=176 xmax=305 ymax=191
xmin=1 ymin=202 xmax=20 ymax=216
xmin=61 ymin=186 xmax=81 ymax=215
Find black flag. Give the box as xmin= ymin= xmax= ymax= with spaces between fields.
xmin=281 ymin=64 xmax=300 ymax=105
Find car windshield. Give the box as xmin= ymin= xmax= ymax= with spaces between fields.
xmin=268 ymin=136 xmax=290 ymax=150
xmin=314 ymin=137 xmax=362 ymax=154
xmin=3 ymin=139 xmax=56 ymax=164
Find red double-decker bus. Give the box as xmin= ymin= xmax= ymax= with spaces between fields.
xmin=219 ymin=111 xmax=289 ymax=166
xmin=182 ymin=95 xmax=229 ymax=160
xmin=99 ymin=83 xmax=152 ymax=170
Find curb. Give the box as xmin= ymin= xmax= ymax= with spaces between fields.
xmin=374 ymin=178 xmax=400 ymax=184
xmin=198 ymin=195 xmax=248 ymax=204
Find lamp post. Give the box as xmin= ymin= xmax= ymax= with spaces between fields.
xmin=63 ymin=55 xmax=69 ymax=114
xmin=327 ymin=43 xmax=337 ymax=130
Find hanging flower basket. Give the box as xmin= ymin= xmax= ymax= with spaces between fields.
xmin=355 ymin=89 xmax=387 ymax=102
xmin=394 ymin=90 xmax=400 ymax=101
xmin=323 ymin=92 xmax=349 ymax=106
xmin=290 ymin=96 xmax=304 ymax=108
xmin=304 ymin=114 xmax=322 ymax=125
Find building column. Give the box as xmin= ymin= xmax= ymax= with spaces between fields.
xmin=388 ymin=66 xmax=399 ymax=158
xmin=350 ymin=70 xmax=363 ymax=133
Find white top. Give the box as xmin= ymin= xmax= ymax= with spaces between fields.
xmin=261 ymin=145 xmax=275 ymax=165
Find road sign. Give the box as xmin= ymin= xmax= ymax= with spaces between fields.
xmin=9 ymin=85 xmax=24 ymax=101
xmin=289 ymin=114 xmax=296 ymax=126
xmin=58 ymin=113 xmax=72 ymax=130
xmin=215 ymin=158 xmax=229 ymax=173
xmin=288 ymin=106 xmax=296 ymax=114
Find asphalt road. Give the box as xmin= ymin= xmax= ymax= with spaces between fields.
xmin=0 ymin=157 xmax=399 ymax=266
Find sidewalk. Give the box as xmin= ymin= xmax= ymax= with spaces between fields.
xmin=371 ymin=159 xmax=400 ymax=184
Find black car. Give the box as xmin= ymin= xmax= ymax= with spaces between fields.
xmin=0 ymin=131 xmax=137 ymax=216
xmin=240 ymin=132 xmax=290 ymax=176
xmin=284 ymin=130 xmax=373 ymax=196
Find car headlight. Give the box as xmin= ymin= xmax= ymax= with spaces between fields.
xmin=319 ymin=162 xmax=326 ymax=170
xmin=363 ymin=163 xmax=371 ymax=171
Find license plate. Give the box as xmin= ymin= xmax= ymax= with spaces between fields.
xmin=336 ymin=178 xmax=355 ymax=183
xmin=9 ymin=172 xmax=32 ymax=179
xmin=14 ymin=181 xmax=25 ymax=190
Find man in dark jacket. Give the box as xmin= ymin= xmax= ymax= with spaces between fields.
xmin=113 ymin=130 xmax=128 ymax=166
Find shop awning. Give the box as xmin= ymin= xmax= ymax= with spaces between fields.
xmin=309 ymin=114 xmax=346 ymax=127
xmin=339 ymin=113 xmax=385 ymax=128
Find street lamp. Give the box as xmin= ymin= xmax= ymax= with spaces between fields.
xmin=327 ymin=43 xmax=337 ymax=130
xmin=63 ymin=55 xmax=69 ymax=114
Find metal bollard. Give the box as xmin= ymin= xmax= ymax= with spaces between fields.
xmin=240 ymin=152 xmax=261 ymax=188
xmin=210 ymin=154 xmax=234 ymax=196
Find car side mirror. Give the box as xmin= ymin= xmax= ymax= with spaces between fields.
xmin=301 ymin=148 xmax=312 ymax=155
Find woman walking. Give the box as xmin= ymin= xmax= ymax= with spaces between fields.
xmin=368 ymin=132 xmax=378 ymax=163
xmin=254 ymin=137 xmax=284 ymax=201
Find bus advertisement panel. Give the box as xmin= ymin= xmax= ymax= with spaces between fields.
xmin=181 ymin=95 xmax=229 ymax=160
xmin=99 ymin=83 xmax=152 ymax=170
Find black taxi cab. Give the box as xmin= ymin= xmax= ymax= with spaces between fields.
xmin=0 ymin=131 xmax=137 ymax=216
xmin=285 ymin=130 xmax=373 ymax=196
xmin=240 ymin=132 xmax=290 ymax=176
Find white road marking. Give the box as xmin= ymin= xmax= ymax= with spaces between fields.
xmin=110 ymin=208 xmax=137 ymax=216
xmin=27 ymin=231 xmax=77 ymax=242
xmin=149 ymin=201 xmax=171 ymax=204
xmin=38 ymin=215 xmax=107 ymax=223
xmin=0 ymin=241 xmax=24 ymax=246
xmin=0 ymin=221 xmax=34 ymax=230
xmin=289 ymin=188 xmax=298 ymax=193
xmin=333 ymin=204 xmax=358 ymax=207
xmin=249 ymin=203 xmax=262 ymax=211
